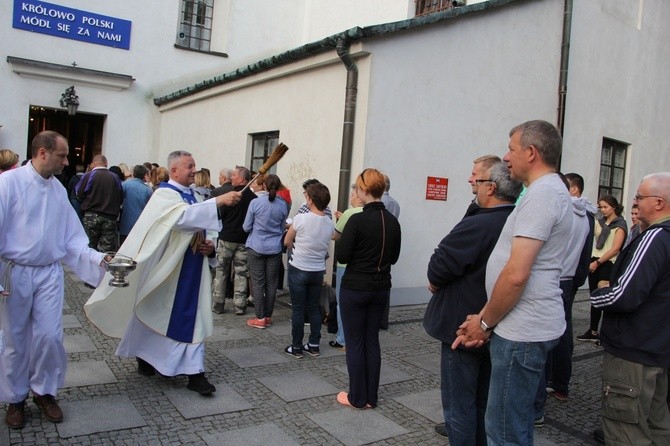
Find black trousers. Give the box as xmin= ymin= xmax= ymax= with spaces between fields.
xmin=340 ymin=287 xmax=389 ymax=408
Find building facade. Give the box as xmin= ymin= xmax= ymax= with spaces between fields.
xmin=1 ymin=0 xmax=410 ymax=169
xmin=153 ymin=0 xmax=670 ymax=303
xmin=3 ymin=0 xmax=668 ymax=303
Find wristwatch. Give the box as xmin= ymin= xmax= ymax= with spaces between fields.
xmin=480 ymin=318 xmax=493 ymax=332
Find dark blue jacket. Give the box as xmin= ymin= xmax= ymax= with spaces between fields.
xmin=592 ymin=219 xmax=670 ymax=367
xmin=424 ymin=204 xmax=514 ymax=344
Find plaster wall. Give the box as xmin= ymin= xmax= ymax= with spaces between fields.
xmin=1 ymin=0 xmax=229 ymax=165
xmin=1 ymin=0 xmax=406 ymax=166
xmin=361 ymin=0 xmax=564 ymax=300
xmin=157 ymin=50 xmax=372 ymax=220
xmin=561 ymin=0 xmax=670 ymax=208
xmin=301 ymin=0 xmax=413 ymax=42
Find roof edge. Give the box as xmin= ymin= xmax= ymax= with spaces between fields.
xmin=153 ymin=0 xmax=524 ymax=107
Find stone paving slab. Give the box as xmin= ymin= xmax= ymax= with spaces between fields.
xmin=392 ymin=389 xmax=443 ymax=423
xmin=62 ymin=314 xmax=81 ymax=329
xmin=63 ymin=333 xmax=97 ymax=354
xmin=222 ymin=345 xmax=291 ymax=368
xmin=6 ymin=275 xmax=606 ymax=445
xmin=164 ymin=381 xmax=253 ymax=419
xmin=0 ymin=423 xmax=8 ymax=446
xmin=405 ymin=326 xmax=438 ymax=343
xmin=56 ymin=395 xmax=146 ymax=438
xmin=63 ymin=360 xmax=117 ymax=388
xmin=309 ymin=408 xmax=409 ymax=446
xmin=379 ymin=331 xmax=412 ymax=349
xmin=401 ymin=351 xmax=441 ymax=374
xmin=201 ymin=422 xmax=301 ymax=446
xmin=208 ymin=326 xmax=252 ymax=342
xmin=259 ymin=370 xmax=339 ymax=402
xmin=335 ymin=363 xmax=412 ymax=386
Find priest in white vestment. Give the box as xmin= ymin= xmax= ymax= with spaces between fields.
xmin=85 ymin=151 xmax=240 ymax=395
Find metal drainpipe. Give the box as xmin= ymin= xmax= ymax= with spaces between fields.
xmin=336 ymin=38 xmax=358 ymax=213
xmin=556 ymin=0 xmax=573 ymax=168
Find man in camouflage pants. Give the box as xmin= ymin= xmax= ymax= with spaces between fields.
xmin=76 ymin=155 xmax=123 ymax=254
xmin=211 ymin=166 xmax=257 ymax=314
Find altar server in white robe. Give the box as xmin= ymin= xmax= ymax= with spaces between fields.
xmin=85 ymin=150 xmax=240 ymax=396
xmin=0 ymin=131 xmax=109 ymax=430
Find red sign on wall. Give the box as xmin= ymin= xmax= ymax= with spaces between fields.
xmin=426 ymin=176 xmax=448 ymax=201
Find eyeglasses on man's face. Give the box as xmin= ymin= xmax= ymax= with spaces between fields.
xmin=634 ymin=194 xmax=663 ymax=202
xmin=474 ymin=179 xmax=495 ymax=184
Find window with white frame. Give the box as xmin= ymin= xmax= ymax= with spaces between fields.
xmin=598 ymin=138 xmax=628 ymax=203
xmin=177 ymin=0 xmax=214 ymax=51
xmin=250 ymin=132 xmax=279 ymax=174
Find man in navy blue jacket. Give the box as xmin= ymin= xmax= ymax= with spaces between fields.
xmin=591 ymin=172 xmax=670 ymax=445
xmin=424 ymin=160 xmax=521 ymax=445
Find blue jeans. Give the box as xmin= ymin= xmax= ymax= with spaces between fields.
xmin=441 ymin=343 xmax=491 ymax=446
xmin=287 ymin=265 xmax=324 ymax=349
xmin=535 ymin=279 xmax=574 ymax=419
xmin=487 ymin=333 xmax=558 ymax=445
xmin=335 ymin=266 xmax=345 ymax=345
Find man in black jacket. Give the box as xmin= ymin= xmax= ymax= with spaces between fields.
xmin=424 ymin=161 xmax=521 ymax=445
xmin=211 ymin=166 xmax=257 ymax=314
xmin=591 ymin=172 xmax=670 ymax=445
xmin=75 ymin=155 xmax=123 ymax=253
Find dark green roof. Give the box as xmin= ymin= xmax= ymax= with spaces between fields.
xmin=154 ymin=0 xmax=521 ymax=106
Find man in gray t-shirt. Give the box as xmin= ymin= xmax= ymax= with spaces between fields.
xmin=485 ymin=173 xmax=571 ymax=341
xmin=453 ymin=120 xmax=572 ymax=445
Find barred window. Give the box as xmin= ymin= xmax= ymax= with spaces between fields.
xmin=250 ymin=131 xmax=279 ymax=174
xmin=415 ymin=0 xmax=460 ymax=17
xmin=177 ymin=0 xmax=214 ymax=51
xmin=598 ymin=138 xmax=628 ymax=203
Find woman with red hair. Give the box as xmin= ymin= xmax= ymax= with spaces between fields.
xmin=335 ymin=168 xmax=401 ymax=409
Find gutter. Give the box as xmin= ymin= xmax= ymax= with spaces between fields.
xmin=557 ymin=0 xmax=573 ymax=149
xmin=335 ymin=38 xmax=358 ymax=214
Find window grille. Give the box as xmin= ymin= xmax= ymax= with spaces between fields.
xmin=415 ymin=0 xmax=459 ymax=17
xmin=177 ymin=0 xmax=214 ymax=51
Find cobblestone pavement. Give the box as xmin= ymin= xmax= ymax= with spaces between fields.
xmin=2 ymin=271 xmax=605 ymax=445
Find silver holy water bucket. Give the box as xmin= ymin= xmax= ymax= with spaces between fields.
xmin=104 ymin=253 xmax=137 ymax=287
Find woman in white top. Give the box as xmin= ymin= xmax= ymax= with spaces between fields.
xmin=283 ymin=182 xmax=334 ymax=358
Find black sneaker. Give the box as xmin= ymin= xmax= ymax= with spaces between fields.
xmin=187 ymin=373 xmax=216 ymax=395
xmin=284 ymin=346 xmax=303 ymax=359
xmin=534 ymin=416 xmax=545 ymax=427
xmin=303 ymin=343 xmax=320 ymax=357
xmin=329 ymin=340 xmax=345 ymax=350
xmin=576 ymin=330 xmax=599 ymax=342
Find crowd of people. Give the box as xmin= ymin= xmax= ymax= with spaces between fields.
xmin=2 ymin=124 xmax=668 ymax=446
xmin=425 ymin=120 xmax=670 ymax=446
xmin=0 ymin=132 xmax=403 ymax=432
